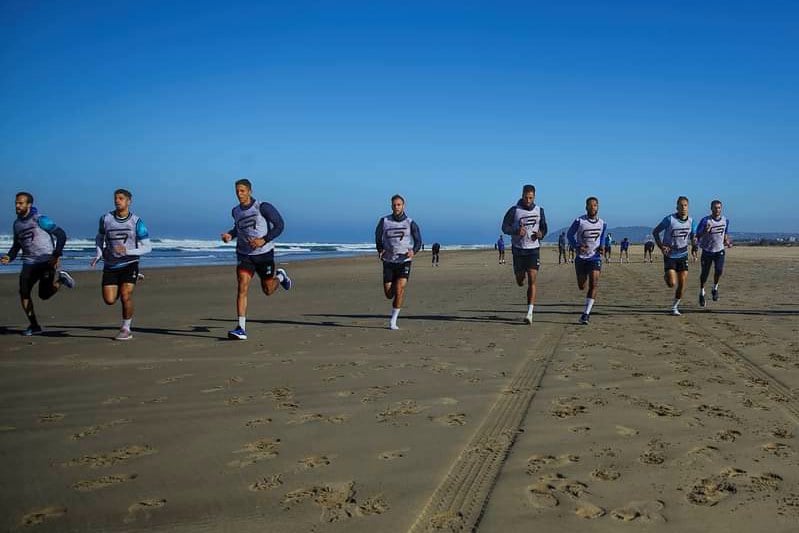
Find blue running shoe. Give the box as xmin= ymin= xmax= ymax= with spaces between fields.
xmin=579 ymin=313 xmax=590 ymax=325
xmin=277 ymin=268 xmax=292 ymax=291
xmin=227 ymin=326 xmax=247 ymax=340
xmin=699 ymin=292 xmax=706 ymax=308
xmin=711 ymin=288 xmax=719 ymax=302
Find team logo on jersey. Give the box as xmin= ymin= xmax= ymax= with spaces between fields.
xmin=581 ymin=229 xmax=601 ymax=240
xmin=386 ymin=229 xmax=406 ymax=240
xmin=671 ymin=228 xmax=690 ymax=239
xmin=237 ymin=214 xmax=259 ymax=231
xmin=107 ymin=230 xmax=130 ymax=244
xmin=18 ymin=229 xmax=36 ymax=244
xmin=709 ymin=225 xmax=725 ymax=235
xmin=520 ymin=215 xmax=538 ymax=227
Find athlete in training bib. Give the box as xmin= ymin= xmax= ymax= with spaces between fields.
xmin=652 ymin=196 xmax=696 ymax=316
xmin=695 ymin=200 xmax=730 ymax=308
xmin=567 ymin=196 xmax=607 ymax=325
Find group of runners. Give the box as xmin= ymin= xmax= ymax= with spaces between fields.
xmin=3 ymin=182 xmax=730 ymax=338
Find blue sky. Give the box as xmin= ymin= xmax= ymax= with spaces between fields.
xmin=1 ymin=0 xmax=797 ymax=243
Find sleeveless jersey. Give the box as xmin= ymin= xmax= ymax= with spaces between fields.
xmin=569 ymin=216 xmax=606 ymax=261
xmin=232 ymin=201 xmax=275 ymax=256
xmin=100 ymin=212 xmax=144 ymax=267
xmin=697 ymin=215 xmax=728 ymax=253
xmin=659 ymin=214 xmax=694 ymax=259
xmin=511 ymin=205 xmax=542 ymax=250
xmin=381 ymin=216 xmax=414 ymax=263
xmin=14 ymin=212 xmax=56 ymax=264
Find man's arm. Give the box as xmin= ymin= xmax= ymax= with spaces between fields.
xmin=501 ymin=207 xmax=516 ymax=236
xmin=260 ymin=202 xmax=284 ymax=242
xmin=375 ymin=218 xmax=384 ymax=253
xmin=410 ymin=221 xmax=422 ymax=254
xmin=652 ymin=218 xmax=667 ymax=249
xmin=538 ymin=208 xmax=548 ymax=239
xmin=126 ymin=219 xmax=152 ymax=256
xmin=2 ymin=234 xmax=21 ymax=263
xmin=566 ymin=219 xmax=580 ymax=248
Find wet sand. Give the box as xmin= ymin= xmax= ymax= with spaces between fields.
xmin=1 ymin=247 xmax=797 ymax=532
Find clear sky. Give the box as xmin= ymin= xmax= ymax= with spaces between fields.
xmin=1 ymin=0 xmax=797 ymax=243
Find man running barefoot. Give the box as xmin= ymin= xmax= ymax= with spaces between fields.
xmin=567 ymin=197 xmax=606 ymax=325
xmin=653 ymin=196 xmax=696 ymax=316
xmin=221 ymin=179 xmax=292 ymax=341
xmin=375 ymin=194 xmax=422 ymax=330
xmin=695 ymin=200 xmax=730 ymax=308
xmin=2 ymin=192 xmax=75 ymax=335
xmin=91 ymin=189 xmax=152 ymax=340
xmin=502 ymin=184 xmax=548 ymax=325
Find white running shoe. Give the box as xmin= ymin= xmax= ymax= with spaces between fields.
xmin=115 ymin=328 xmax=134 ymax=341
xmin=671 ymin=308 xmax=681 ymax=316
xmin=523 ymin=312 xmax=533 ymax=325
xmin=58 ymin=270 xmax=75 ymax=288
xmin=388 ymin=322 xmax=399 ymax=330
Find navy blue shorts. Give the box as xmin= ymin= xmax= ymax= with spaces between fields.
xmin=512 ymin=249 xmax=541 ymax=274
xmin=701 ymin=250 xmax=725 ymax=274
xmin=575 ymin=257 xmax=602 ymax=276
xmin=19 ymin=262 xmax=57 ymax=299
xmin=383 ymin=261 xmax=412 ymax=283
xmin=663 ymin=256 xmax=689 ymax=273
xmin=237 ymin=252 xmax=275 ymax=279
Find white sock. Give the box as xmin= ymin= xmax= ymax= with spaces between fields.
xmin=700 ymin=287 xmax=705 ymax=295
xmin=713 ymin=283 xmax=719 ymax=290
xmin=276 ymin=271 xmax=285 ymax=282
xmin=527 ymin=304 xmax=534 ymax=315
xmin=584 ymin=298 xmax=595 ymax=315
xmin=122 ymin=318 xmax=132 ymax=330
xmin=238 ymin=316 xmax=246 ymax=329
xmin=672 ymin=299 xmax=681 ymax=309
xmin=390 ymin=308 xmax=401 ymax=325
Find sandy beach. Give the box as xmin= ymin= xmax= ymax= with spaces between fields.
xmin=1 ymin=246 xmax=797 ymax=532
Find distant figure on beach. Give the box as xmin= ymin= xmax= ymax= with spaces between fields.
xmin=2 ymin=192 xmax=75 ymax=336
xmin=221 ymin=179 xmax=292 ymax=341
xmin=90 ymin=188 xmax=152 ymax=340
xmin=603 ymin=232 xmax=613 ymax=262
xmin=644 ymin=234 xmax=655 ymax=263
xmin=568 ymin=242 xmax=576 ymax=263
xmin=567 ymin=196 xmax=606 ymax=325
xmin=495 ymin=235 xmax=506 ymax=264
xmin=653 ymin=196 xmax=696 ymax=316
xmin=619 ymin=237 xmax=630 ymax=263
xmin=375 ymin=194 xmax=422 ymax=330
xmin=502 ymin=184 xmax=548 ymax=325
xmin=431 ymin=242 xmax=441 ymax=266
xmin=558 ymin=232 xmax=568 ymax=264
xmin=696 ymin=200 xmax=730 ymax=308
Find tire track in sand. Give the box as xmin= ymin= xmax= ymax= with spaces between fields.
xmin=408 ymin=324 xmax=566 ymax=533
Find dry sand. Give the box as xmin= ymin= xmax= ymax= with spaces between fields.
xmin=1 ymin=246 xmax=797 ymax=532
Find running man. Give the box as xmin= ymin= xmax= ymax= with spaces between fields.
xmin=495 ymin=235 xmax=506 ymax=264
xmin=603 ymin=232 xmax=613 ymax=262
xmin=2 ymin=192 xmax=75 ymax=335
xmin=558 ymin=232 xmax=568 ymax=264
xmin=90 ymin=189 xmax=152 ymax=340
xmin=221 ymin=179 xmax=292 ymax=341
xmin=653 ymin=196 xmax=696 ymax=316
xmin=696 ymin=200 xmax=730 ymax=308
xmin=431 ymin=242 xmax=441 ymax=267
xmin=502 ymin=184 xmax=548 ymax=325
xmin=619 ymin=237 xmax=630 ymax=263
xmin=644 ymin=235 xmax=655 ymax=263
xmin=375 ymin=194 xmax=422 ymax=330
xmin=567 ymin=196 xmax=606 ymax=325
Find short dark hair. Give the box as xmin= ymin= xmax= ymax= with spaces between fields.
xmin=585 ymin=196 xmax=598 ymax=206
xmin=711 ymin=199 xmax=722 ymax=208
xmin=391 ymin=194 xmax=405 ymax=204
xmin=522 ymin=184 xmax=536 ymax=195
xmin=235 ymin=178 xmax=252 ymax=190
xmin=677 ymin=195 xmax=689 ymax=204
xmin=16 ymin=191 xmax=33 ymax=204
xmin=114 ymin=188 xmax=132 ymax=200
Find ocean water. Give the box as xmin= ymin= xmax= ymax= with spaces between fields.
xmin=0 ymin=236 xmax=490 ymax=274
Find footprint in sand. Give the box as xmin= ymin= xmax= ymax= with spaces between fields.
xmin=124 ymin=498 xmax=166 ymax=524
xmin=62 ymin=444 xmax=157 ymax=469
xmin=378 ymin=448 xmax=409 ymax=460
xmin=245 ymin=417 xmax=272 ymax=428
xmin=571 ymin=426 xmax=591 ymax=435
xmin=72 ymin=473 xmax=138 ymax=492
xmin=551 ymin=400 xmax=587 ymax=419
xmin=225 ymin=395 xmax=255 ymax=407
xmin=71 ymin=419 xmax=132 ymax=440
xmin=228 ymin=438 xmax=281 ymax=468
xmin=771 ymin=426 xmax=794 ymax=439
xmin=526 ymin=454 xmax=580 ymax=474
xmin=527 ymin=483 xmax=560 ymax=509
xmin=686 ymin=476 xmax=737 ymax=506
xmin=428 ymin=413 xmax=467 ymax=426
xmin=574 ymin=501 xmax=605 ymax=519
xmin=20 ymin=506 xmax=67 ymax=527
xmin=38 ymin=413 xmax=65 ymax=423
xmin=249 ymin=474 xmax=283 ymax=492
xmin=297 ymin=455 xmax=334 ymax=471
xmin=610 ymin=500 xmax=666 ymax=523
xmin=377 ymin=400 xmax=426 ymax=423
xmin=591 ymin=468 xmax=621 ymax=481
xmin=748 ymin=472 xmax=783 ymax=493
xmin=280 ymin=481 xmax=388 ymax=521
xmin=762 ymin=442 xmax=793 ymax=458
